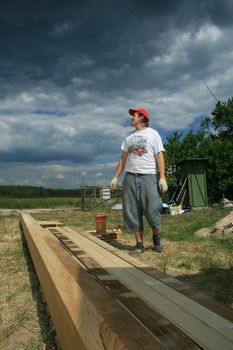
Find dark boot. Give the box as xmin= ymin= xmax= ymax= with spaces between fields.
xmin=129 ymin=242 xmax=145 ymax=254
xmin=152 ymin=234 xmax=163 ymax=253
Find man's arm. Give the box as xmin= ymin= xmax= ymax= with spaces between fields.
xmin=155 ymin=151 xmax=165 ymax=177
xmin=155 ymin=151 xmax=168 ymax=193
xmin=111 ymin=151 xmax=128 ymax=189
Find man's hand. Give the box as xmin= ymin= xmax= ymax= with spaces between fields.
xmin=110 ymin=176 xmax=118 ymax=190
xmin=159 ymin=178 xmax=168 ymax=193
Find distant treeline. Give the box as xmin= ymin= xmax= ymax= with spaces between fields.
xmin=0 ymin=185 xmax=82 ymax=198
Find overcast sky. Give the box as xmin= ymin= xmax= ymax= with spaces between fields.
xmin=0 ymin=0 xmax=233 ymax=188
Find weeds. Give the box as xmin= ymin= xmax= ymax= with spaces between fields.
xmin=0 ymin=216 xmax=55 ymax=349
xmin=0 ymin=197 xmax=81 ymax=209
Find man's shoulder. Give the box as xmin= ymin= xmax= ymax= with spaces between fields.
xmin=146 ymin=127 xmax=160 ymax=136
xmin=125 ymin=127 xmax=160 ymax=138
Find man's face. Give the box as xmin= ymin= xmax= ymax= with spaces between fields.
xmin=130 ymin=112 xmax=141 ymax=127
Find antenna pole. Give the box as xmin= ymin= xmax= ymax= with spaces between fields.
xmin=203 ymin=81 xmax=218 ymax=102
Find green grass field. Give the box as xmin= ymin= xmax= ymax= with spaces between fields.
xmin=0 ymin=197 xmax=81 ymax=209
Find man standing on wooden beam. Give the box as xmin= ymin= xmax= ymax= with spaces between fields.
xmin=111 ymin=108 xmax=168 ymax=253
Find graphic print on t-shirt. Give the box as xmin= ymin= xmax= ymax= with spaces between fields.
xmin=128 ymin=135 xmax=148 ymax=157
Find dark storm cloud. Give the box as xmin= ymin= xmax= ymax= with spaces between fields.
xmin=1 ymin=0 xmax=232 ymax=105
xmin=1 ymin=0 xmax=231 ymax=96
xmin=0 ymin=2 xmax=227 ymax=106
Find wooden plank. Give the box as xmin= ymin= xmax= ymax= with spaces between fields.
xmin=37 ymin=220 xmax=63 ymax=227
xmin=20 ymin=213 xmax=166 ymax=350
xmin=181 ymin=288 xmax=233 ymax=321
xmin=60 ymin=226 xmax=233 ymax=350
xmin=50 ymin=229 xmax=200 ymax=349
xmin=71 ymin=226 xmax=233 ymax=323
xmin=91 ymin=229 xmax=122 ymax=240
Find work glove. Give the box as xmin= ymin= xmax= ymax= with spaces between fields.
xmin=110 ymin=176 xmax=118 ymax=190
xmin=159 ymin=178 xmax=168 ymax=194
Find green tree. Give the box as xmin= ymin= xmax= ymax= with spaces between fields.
xmin=164 ymin=130 xmax=183 ymax=179
xmin=199 ymin=97 xmax=233 ymax=200
xmin=201 ymin=97 xmax=233 ymax=138
xmin=164 ymin=130 xmax=204 ymax=178
xmin=212 ymin=97 xmax=233 ymax=138
xmin=165 ymin=96 xmax=233 ymax=201
xmin=204 ymin=138 xmax=233 ymax=199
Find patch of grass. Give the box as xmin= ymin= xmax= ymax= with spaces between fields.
xmin=158 ymin=208 xmax=229 ymax=242
xmin=198 ymin=266 xmax=233 ymax=304
xmin=176 ymin=261 xmax=193 ymax=270
xmin=0 ymin=216 xmax=55 ymax=349
xmin=211 ymin=235 xmax=233 ymax=252
xmin=0 ymin=197 xmax=81 ymax=209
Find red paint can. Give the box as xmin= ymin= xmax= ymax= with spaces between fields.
xmin=95 ymin=215 xmax=107 ymax=234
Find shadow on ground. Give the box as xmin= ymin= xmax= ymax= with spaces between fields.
xmin=176 ymin=266 xmax=233 ymax=307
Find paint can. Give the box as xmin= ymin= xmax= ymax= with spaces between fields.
xmin=95 ymin=215 xmax=107 ymax=234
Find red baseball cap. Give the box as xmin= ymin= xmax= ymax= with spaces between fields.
xmin=129 ymin=108 xmax=149 ymax=120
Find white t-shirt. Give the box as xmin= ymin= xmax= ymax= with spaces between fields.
xmin=121 ymin=127 xmax=164 ymax=174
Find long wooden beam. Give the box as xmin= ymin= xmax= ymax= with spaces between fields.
xmin=71 ymin=226 xmax=233 ymax=323
xmin=50 ymin=228 xmax=201 ymax=349
xmin=60 ymin=225 xmax=233 ymax=350
xmin=20 ymin=213 xmax=166 ymax=350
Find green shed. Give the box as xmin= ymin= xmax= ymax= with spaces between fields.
xmin=179 ymin=158 xmax=209 ymax=207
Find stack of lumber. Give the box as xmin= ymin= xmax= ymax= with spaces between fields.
xmin=20 ymin=213 xmax=233 ymax=350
